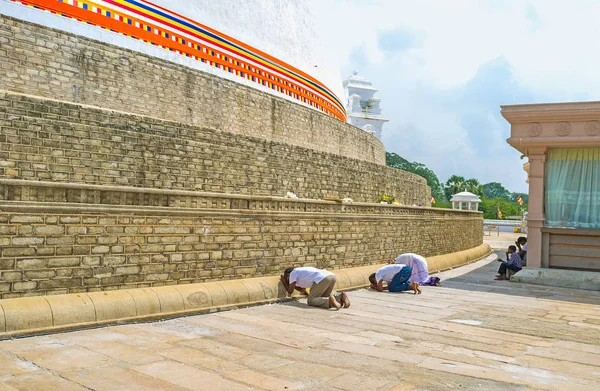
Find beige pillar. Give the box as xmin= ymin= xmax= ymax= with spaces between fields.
xmin=525 ymin=147 xmax=547 ymax=268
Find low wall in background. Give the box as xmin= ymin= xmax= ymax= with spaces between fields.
xmin=0 ymin=243 xmax=492 ymax=339
xmin=0 ymin=91 xmax=430 ymax=204
xmin=0 ymin=184 xmax=483 ymax=299
xmin=0 ymin=14 xmax=385 ymax=164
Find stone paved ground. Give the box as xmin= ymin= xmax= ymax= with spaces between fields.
xmin=1 ymin=253 xmax=599 ymax=391
xmin=483 ymin=231 xmax=523 ymax=250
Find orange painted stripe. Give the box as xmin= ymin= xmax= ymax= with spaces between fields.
xmin=15 ymin=0 xmax=344 ymax=119
xmin=143 ymin=0 xmax=334 ymax=99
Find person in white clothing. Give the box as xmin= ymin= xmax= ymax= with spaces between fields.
xmin=369 ymin=264 xmax=421 ymax=294
xmin=391 ymin=253 xmax=441 ymax=286
xmin=280 ymin=267 xmax=350 ymax=310
xmin=516 ymin=237 xmax=527 ymax=264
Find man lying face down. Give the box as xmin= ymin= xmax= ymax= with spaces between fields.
xmin=280 ymin=266 xmax=350 ymax=310
xmin=369 ymin=264 xmax=422 ymax=294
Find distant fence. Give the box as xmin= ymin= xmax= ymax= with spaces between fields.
xmin=484 ymin=219 xmax=527 ymax=236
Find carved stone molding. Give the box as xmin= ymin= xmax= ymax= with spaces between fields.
xmin=584 ymin=121 xmax=600 ymax=136
xmin=528 ymin=122 xmax=542 ymax=137
xmin=555 ymin=121 xmax=571 ymax=137
xmin=0 ymin=179 xmax=478 ymax=218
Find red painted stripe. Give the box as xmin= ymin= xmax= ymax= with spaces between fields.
xmin=15 ymin=0 xmax=344 ymax=119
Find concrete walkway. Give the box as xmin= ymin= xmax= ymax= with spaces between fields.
xmin=0 ymin=254 xmax=599 ymax=391
xmin=483 ymin=231 xmax=523 ymax=250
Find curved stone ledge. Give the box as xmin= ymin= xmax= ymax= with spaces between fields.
xmin=0 ymin=202 xmax=482 ymax=298
xmin=0 ymin=243 xmax=490 ymax=339
xmin=0 ymin=90 xmax=428 ymax=204
xmin=0 ymin=179 xmax=478 ymax=219
xmin=426 ymin=243 xmax=492 ymax=273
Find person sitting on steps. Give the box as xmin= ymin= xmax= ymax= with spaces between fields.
xmin=280 ymin=266 xmax=350 ymax=310
xmin=516 ymin=237 xmax=527 ymax=265
xmin=495 ymin=245 xmax=523 ymax=280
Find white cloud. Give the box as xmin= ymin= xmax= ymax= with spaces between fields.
xmin=308 ymin=0 xmax=599 ymax=193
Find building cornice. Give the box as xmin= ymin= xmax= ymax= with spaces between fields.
xmin=344 ymin=82 xmax=378 ymax=91
xmin=347 ymin=113 xmax=389 ymax=122
xmin=506 ymin=136 xmax=600 ymax=154
xmin=501 ymin=102 xmax=600 ymax=123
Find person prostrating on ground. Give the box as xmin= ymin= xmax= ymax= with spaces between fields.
xmin=389 ymin=253 xmax=441 ymax=286
xmin=369 ymin=264 xmax=422 ymax=294
xmin=280 ymin=267 xmax=350 ymax=310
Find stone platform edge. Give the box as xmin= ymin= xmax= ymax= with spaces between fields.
xmin=511 ymin=267 xmax=600 ymax=291
xmin=0 ymin=243 xmax=491 ymax=339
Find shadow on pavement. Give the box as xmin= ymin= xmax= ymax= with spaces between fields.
xmin=440 ymin=250 xmax=600 ymax=305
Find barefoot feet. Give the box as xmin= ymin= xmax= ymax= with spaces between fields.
xmin=329 ymin=296 xmax=341 ymax=310
xmin=341 ymin=292 xmax=350 ymax=308
xmin=409 ymin=282 xmax=422 ymax=294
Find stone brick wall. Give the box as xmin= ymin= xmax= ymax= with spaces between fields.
xmin=0 ymin=195 xmax=483 ymax=298
xmin=0 ymin=14 xmax=486 ymax=301
xmin=0 ymin=91 xmax=430 ymax=204
xmin=0 ymin=14 xmax=385 ymax=165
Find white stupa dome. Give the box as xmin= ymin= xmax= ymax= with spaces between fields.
xmin=2 ymin=0 xmax=345 ymax=120
xmin=155 ymin=0 xmax=344 ymax=102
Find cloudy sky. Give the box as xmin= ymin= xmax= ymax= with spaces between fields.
xmin=308 ymin=0 xmax=600 ymax=193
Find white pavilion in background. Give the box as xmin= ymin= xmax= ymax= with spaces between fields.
xmin=343 ymin=71 xmax=388 ymax=140
xmin=450 ymin=191 xmax=482 ymax=211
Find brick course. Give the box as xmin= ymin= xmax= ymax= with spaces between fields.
xmin=0 ymin=205 xmax=482 ymax=298
xmin=0 ymin=91 xmax=430 ymax=204
xmin=0 ymin=14 xmax=385 ymax=165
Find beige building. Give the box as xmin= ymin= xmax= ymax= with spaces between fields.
xmin=502 ymin=103 xmax=600 ymax=271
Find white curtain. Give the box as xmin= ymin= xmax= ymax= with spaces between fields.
xmin=545 ymin=148 xmax=600 ymax=229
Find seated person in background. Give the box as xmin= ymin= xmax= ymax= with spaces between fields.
xmin=516 ymin=237 xmax=527 ymax=264
xmin=280 ymin=267 xmax=350 ymax=310
xmin=369 ymin=264 xmax=421 ymax=294
xmin=391 ymin=253 xmax=441 ymax=286
xmin=495 ymin=245 xmax=523 ymax=280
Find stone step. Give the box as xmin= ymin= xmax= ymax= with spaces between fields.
xmin=511 ymin=268 xmax=600 ymax=291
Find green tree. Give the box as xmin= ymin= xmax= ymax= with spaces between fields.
xmin=443 ymin=175 xmax=466 ymax=201
xmin=464 ymin=178 xmax=483 ymax=197
xmin=386 ymin=152 xmax=445 ymax=203
xmin=385 ymin=153 xmax=527 ymax=213
xmin=511 ymin=192 xmax=528 ymax=204
xmin=482 ymin=182 xmax=511 ymax=200
xmin=479 ymin=197 xmax=524 ymax=219
xmin=386 ymin=152 xmax=410 ymax=168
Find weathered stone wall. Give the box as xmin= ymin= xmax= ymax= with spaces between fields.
xmin=0 ymin=14 xmax=486 ymax=301
xmin=0 ymin=187 xmax=483 ymax=299
xmin=0 ymin=14 xmax=385 ymax=165
xmin=0 ymin=91 xmax=430 ymax=204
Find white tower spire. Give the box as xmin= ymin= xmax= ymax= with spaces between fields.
xmin=342 ymin=71 xmax=389 ymax=140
